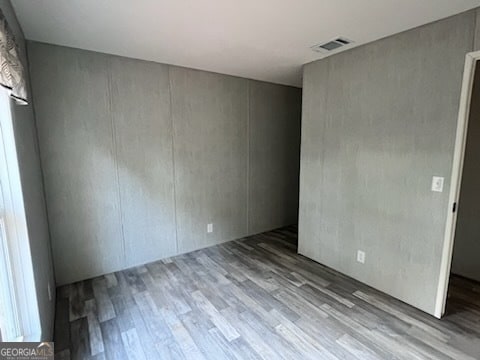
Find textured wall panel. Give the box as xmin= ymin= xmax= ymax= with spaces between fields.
xmin=28 ymin=43 xmax=302 ymax=285
xmin=299 ymin=11 xmax=475 ymax=315
xmin=474 ymin=8 xmax=480 ymax=51
xmin=29 ymin=43 xmax=124 ymax=285
xmin=108 ymin=56 xmax=177 ymax=268
xmin=170 ymin=67 xmax=248 ymax=253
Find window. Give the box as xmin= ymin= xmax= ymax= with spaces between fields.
xmin=0 ymin=88 xmax=41 ymax=341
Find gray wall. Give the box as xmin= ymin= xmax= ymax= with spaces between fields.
xmin=452 ymin=62 xmax=480 ymax=282
xmin=110 ymin=57 xmax=177 ymax=268
xmin=299 ymin=10 xmax=476 ymax=316
xmin=170 ymin=68 xmax=249 ymax=253
xmin=475 ymin=9 xmax=480 ymax=51
xmin=27 ymin=41 xmax=302 ymax=285
xmin=0 ymin=0 xmax=55 ymax=340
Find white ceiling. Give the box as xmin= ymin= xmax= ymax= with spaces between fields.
xmin=12 ymin=0 xmax=480 ymax=87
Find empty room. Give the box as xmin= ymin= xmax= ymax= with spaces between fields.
xmin=0 ymin=0 xmax=480 ymax=359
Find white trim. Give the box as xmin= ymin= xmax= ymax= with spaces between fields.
xmin=0 ymin=216 xmax=21 ymax=340
xmin=434 ymin=51 xmax=480 ymax=318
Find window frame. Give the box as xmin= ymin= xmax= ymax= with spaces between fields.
xmin=0 ymin=89 xmax=41 ymax=341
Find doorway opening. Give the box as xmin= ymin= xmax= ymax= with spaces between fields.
xmin=436 ymin=51 xmax=480 ymax=318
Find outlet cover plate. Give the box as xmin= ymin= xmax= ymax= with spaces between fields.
xmin=431 ymin=176 xmax=444 ymax=192
xmin=357 ymin=250 xmax=365 ymax=264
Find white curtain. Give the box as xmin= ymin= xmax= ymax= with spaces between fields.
xmin=0 ymin=8 xmax=27 ymax=105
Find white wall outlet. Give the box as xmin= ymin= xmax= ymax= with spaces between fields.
xmin=431 ymin=176 xmax=444 ymax=192
xmin=48 ymin=282 xmax=52 ymax=301
xmin=357 ymin=250 xmax=365 ymax=264
xmin=207 ymin=223 xmax=213 ymax=233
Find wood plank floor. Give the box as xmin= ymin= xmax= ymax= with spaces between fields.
xmin=54 ymin=226 xmax=480 ymax=359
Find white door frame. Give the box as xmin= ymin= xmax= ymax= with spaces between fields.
xmin=435 ymin=50 xmax=480 ymax=318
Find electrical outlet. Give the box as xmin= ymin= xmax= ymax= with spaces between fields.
xmin=48 ymin=282 xmax=52 ymax=301
xmin=207 ymin=223 xmax=213 ymax=233
xmin=431 ymin=176 xmax=444 ymax=192
xmin=357 ymin=250 xmax=365 ymax=264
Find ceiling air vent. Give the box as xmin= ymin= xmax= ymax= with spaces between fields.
xmin=311 ymin=37 xmax=353 ymax=53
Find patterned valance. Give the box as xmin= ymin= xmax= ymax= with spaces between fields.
xmin=0 ymin=9 xmax=27 ymax=105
